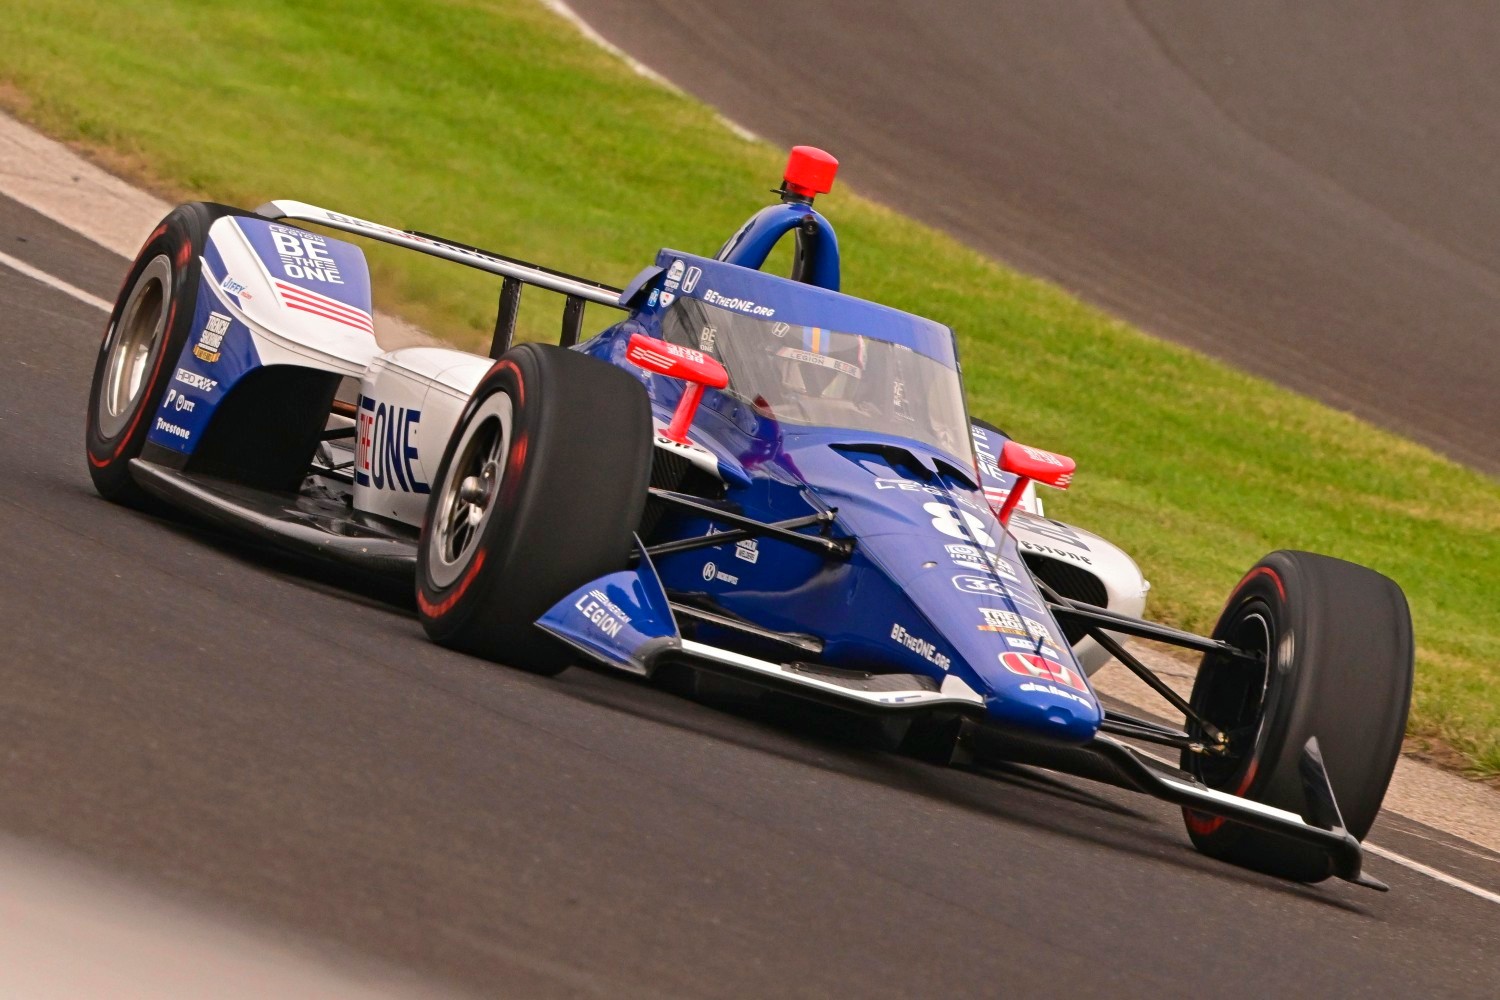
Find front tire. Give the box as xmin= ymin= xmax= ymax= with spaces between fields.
xmin=1181 ymin=550 xmax=1413 ymax=882
xmin=416 ymin=343 xmax=653 ymax=673
xmin=85 ymin=202 xmax=253 ymax=505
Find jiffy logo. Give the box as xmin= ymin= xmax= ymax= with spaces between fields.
xmin=355 ymin=397 xmax=429 ymax=493
xmin=269 ymin=225 xmax=344 ymax=284
xmin=665 ymin=259 xmax=685 ymax=290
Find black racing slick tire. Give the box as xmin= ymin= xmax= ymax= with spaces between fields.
xmin=1181 ymin=550 xmax=1414 ymax=883
xmin=85 ymin=202 xmax=253 ymax=505
xmin=416 ymin=343 xmax=653 ymax=674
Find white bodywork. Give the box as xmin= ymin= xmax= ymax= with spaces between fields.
xmin=204 ymin=217 xmax=381 ymax=377
xmin=1010 ymin=511 xmax=1151 ymax=675
xmin=352 ymin=347 xmax=492 ymax=525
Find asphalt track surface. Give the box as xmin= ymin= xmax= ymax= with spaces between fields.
xmin=5 ymin=195 xmax=1500 ymax=997
xmin=566 ymin=0 xmax=1500 ymax=476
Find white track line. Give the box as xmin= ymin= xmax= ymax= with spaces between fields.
xmin=7 ymin=202 xmax=1499 ymax=909
xmin=1364 ymin=843 xmax=1500 ymax=905
xmin=0 ymin=248 xmax=110 ymax=312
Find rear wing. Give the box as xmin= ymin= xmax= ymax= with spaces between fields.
xmin=257 ymin=200 xmax=626 ymax=357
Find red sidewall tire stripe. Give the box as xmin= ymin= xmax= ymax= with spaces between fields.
xmin=1183 ymin=566 xmax=1283 ymax=837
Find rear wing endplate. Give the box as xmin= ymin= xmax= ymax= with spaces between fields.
xmin=257 ymin=200 xmax=626 ymax=357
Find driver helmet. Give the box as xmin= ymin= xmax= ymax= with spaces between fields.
xmin=774 ymin=326 xmax=867 ymax=397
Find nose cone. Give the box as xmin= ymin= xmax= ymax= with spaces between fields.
xmin=801 ymin=444 xmax=1104 ymax=745
xmin=985 ymin=651 xmax=1103 ymax=744
xmin=903 ymin=552 xmax=1104 ymax=745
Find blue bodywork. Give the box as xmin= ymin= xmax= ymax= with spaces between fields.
xmin=147 ymin=216 xmax=373 ymax=454
xmin=543 ymin=200 xmax=1103 ymax=745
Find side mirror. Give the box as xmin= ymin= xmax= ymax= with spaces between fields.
xmin=995 ymin=440 xmax=1075 ymax=525
xmin=626 ymin=333 xmax=729 ymax=443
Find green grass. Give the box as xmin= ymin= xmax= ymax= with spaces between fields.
xmin=3 ymin=0 xmax=1497 ymax=774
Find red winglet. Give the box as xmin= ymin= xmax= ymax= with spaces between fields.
xmin=994 ymin=440 xmax=1076 ymax=525
xmin=1001 ymin=441 xmax=1075 ymax=489
xmin=626 ymin=333 xmax=730 ymax=443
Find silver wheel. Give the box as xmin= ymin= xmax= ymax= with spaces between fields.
xmin=97 ymin=254 xmax=172 ymax=439
xmin=426 ymin=392 xmax=513 ymax=588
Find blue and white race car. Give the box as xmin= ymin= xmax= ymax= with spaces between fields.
xmin=85 ymin=146 xmax=1413 ymax=891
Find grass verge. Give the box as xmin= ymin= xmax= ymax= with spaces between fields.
xmin=2 ymin=0 xmax=1496 ymax=776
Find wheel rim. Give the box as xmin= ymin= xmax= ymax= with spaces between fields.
xmin=426 ymin=392 xmax=513 ymax=588
xmin=98 ymin=254 xmax=172 ymax=440
xmin=1191 ymin=605 xmax=1272 ymax=789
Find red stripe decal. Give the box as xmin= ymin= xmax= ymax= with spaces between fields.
xmin=277 ymin=290 xmax=372 ymax=324
xmin=283 ymin=299 xmax=373 ymax=331
xmin=277 ymin=289 xmax=371 ymax=324
xmin=273 ymin=280 xmax=372 ymax=325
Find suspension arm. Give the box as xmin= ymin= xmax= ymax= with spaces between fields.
xmin=646 ymin=489 xmax=852 ymax=558
xmin=1029 ymin=576 xmax=1232 ymax=747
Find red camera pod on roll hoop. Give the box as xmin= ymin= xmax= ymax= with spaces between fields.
xmin=625 ymin=333 xmax=730 ymax=444
xmin=994 ymin=440 xmax=1076 ymax=526
xmin=783 ymin=146 xmax=839 ymax=200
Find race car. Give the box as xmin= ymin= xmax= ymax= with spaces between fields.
xmin=85 ymin=146 xmax=1413 ymax=891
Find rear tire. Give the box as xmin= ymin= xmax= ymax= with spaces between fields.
xmin=416 ymin=343 xmax=653 ymax=674
xmin=85 ymin=202 xmax=253 ymax=505
xmin=1181 ymin=550 xmax=1413 ymax=882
